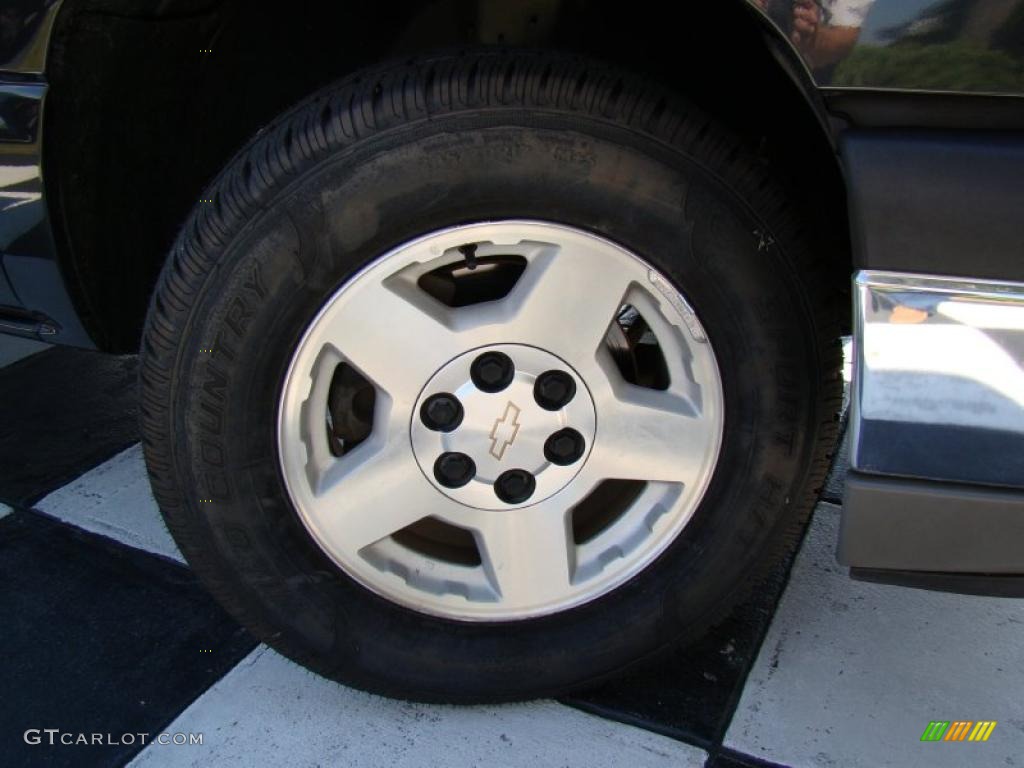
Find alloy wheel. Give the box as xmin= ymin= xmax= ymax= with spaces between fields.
xmin=277 ymin=221 xmax=724 ymax=620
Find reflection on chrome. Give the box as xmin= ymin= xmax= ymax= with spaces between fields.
xmin=852 ymin=270 xmax=1024 ymax=488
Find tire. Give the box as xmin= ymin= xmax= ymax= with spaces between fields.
xmin=140 ymin=51 xmax=842 ymax=702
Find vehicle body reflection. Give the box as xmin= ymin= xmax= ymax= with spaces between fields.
xmin=752 ymin=0 xmax=1024 ymax=93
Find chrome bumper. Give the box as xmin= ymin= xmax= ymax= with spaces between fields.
xmin=839 ymin=271 xmax=1024 ymax=576
xmin=850 ymin=270 xmax=1024 ymax=489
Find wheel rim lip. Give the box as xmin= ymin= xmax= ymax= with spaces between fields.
xmin=276 ymin=220 xmax=725 ymax=621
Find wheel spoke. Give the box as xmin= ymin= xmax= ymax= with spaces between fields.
xmin=589 ymin=364 xmax=718 ymax=485
xmin=316 ymin=276 xmax=464 ymax=404
xmin=467 ymin=503 xmax=575 ymax=606
xmin=305 ymin=423 xmax=448 ymax=556
xmin=499 ymin=242 xmax=633 ymax=358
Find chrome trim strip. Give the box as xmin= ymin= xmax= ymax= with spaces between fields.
xmin=851 ymin=270 xmax=1024 ymax=489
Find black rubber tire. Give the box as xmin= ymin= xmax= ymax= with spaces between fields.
xmin=140 ymin=51 xmax=843 ymax=703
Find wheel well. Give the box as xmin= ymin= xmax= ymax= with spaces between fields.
xmin=45 ymin=0 xmax=849 ymax=353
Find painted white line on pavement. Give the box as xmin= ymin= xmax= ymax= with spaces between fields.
xmin=0 ymin=503 xmax=11 ymax=521
xmin=35 ymin=444 xmax=183 ymax=563
xmin=726 ymin=502 xmax=1024 ymax=768
xmin=129 ymin=645 xmax=707 ymax=768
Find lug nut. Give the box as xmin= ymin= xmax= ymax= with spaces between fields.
xmin=420 ymin=393 xmax=464 ymax=432
xmin=471 ymin=351 xmax=515 ymax=393
xmin=494 ymin=469 xmax=536 ymax=504
xmin=434 ymin=452 xmax=476 ymax=488
xmin=544 ymin=428 xmax=586 ymax=466
xmin=534 ymin=370 xmax=576 ymax=410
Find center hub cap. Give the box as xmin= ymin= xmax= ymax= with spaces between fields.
xmin=411 ymin=344 xmax=596 ymax=510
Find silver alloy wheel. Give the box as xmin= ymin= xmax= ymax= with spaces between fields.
xmin=278 ymin=221 xmax=724 ymax=621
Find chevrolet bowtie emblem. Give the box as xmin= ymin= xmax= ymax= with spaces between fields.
xmin=488 ymin=401 xmax=522 ymax=460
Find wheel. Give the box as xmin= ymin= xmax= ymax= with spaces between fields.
xmin=140 ymin=51 xmax=841 ymax=702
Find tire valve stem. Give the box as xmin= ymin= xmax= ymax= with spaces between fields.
xmin=458 ymin=243 xmax=478 ymax=270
